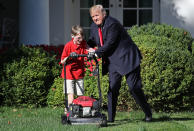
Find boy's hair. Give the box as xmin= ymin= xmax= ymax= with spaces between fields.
xmin=89 ymin=5 xmax=106 ymax=16
xmin=71 ymin=25 xmax=84 ymax=37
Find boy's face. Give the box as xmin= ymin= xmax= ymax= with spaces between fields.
xmin=73 ymin=33 xmax=83 ymax=45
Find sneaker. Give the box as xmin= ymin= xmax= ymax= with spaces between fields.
xmin=144 ymin=115 xmax=152 ymax=122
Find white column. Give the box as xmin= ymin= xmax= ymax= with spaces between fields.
xmin=19 ymin=0 xmax=49 ymax=45
xmin=49 ymin=0 xmax=65 ymax=45
xmin=64 ymin=0 xmax=79 ymax=44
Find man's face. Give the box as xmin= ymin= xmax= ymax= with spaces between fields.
xmin=90 ymin=9 xmax=105 ymax=26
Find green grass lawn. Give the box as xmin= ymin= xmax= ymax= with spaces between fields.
xmin=0 ymin=107 xmax=194 ymax=131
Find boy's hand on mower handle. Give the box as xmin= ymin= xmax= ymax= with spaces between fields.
xmin=88 ymin=52 xmax=95 ymax=57
xmin=69 ymin=52 xmax=78 ymax=58
xmin=87 ymin=52 xmax=95 ymax=60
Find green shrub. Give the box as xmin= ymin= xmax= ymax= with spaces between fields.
xmin=0 ymin=45 xmax=61 ymax=107
xmin=47 ymin=77 xmax=64 ymax=107
xmin=128 ymin=23 xmax=193 ymax=51
xmin=47 ymin=23 xmax=194 ymax=112
xmin=117 ymin=77 xmax=139 ymax=111
xmin=128 ymin=24 xmax=194 ymax=112
xmin=192 ymin=40 xmax=194 ymax=55
xmin=140 ymin=46 xmax=194 ymax=111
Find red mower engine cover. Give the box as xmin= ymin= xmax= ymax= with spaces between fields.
xmin=73 ymin=96 xmax=96 ymax=107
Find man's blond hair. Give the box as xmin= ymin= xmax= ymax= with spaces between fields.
xmin=89 ymin=5 xmax=106 ymax=16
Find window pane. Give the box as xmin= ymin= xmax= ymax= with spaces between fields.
xmin=83 ymin=29 xmax=90 ymax=41
xmin=139 ymin=10 xmax=152 ymax=25
xmin=95 ymin=0 xmax=109 ymax=8
xmin=123 ymin=10 xmax=137 ymax=27
xmin=80 ymin=10 xmax=93 ymax=27
xmin=124 ymin=0 xmax=137 ymax=8
xmin=139 ymin=0 xmax=152 ymax=8
xmin=106 ymin=10 xmax=109 ymax=16
xmin=80 ymin=0 xmax=93 ymax=8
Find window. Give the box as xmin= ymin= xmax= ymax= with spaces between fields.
xmin=123 ymin=0 xmax=153 ymax=30
xmin=80 ymin=0 xmax=154 ymax=40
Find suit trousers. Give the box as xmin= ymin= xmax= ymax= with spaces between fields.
xmin=107 ymin=65 xmax=152 ymax=121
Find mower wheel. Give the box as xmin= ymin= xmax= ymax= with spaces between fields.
xmin=61 ymin=114 xmax=68 ymax=125
xmin=99 ymin=114 xmax=107 ymax=127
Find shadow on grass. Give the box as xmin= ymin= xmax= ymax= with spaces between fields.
xmin=107 ymin=119 xmax=133 ymax=127
xmin=107 ymin=116 xmax=194 ymax=127
xmin=151 ymin=116 xmax=194 ymax=122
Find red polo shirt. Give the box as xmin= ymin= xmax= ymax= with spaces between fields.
xmin=61 ymin=39 xmax=88 ymax=80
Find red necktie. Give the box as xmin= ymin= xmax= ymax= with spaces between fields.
xmin=98 ymin=27 xmax=103 ymax=46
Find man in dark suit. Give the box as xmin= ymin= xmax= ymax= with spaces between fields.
xmin=87 ymin=5 xmax=152 ymax=122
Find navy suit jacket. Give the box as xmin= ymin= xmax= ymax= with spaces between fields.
xmin=88 ymin=16 xmax=142 ymax=75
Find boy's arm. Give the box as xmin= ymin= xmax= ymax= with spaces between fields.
xmin=61 ymin=57 xmax=68 ymax=64
xmin=61 ymin=44 xmax=69 ymax=64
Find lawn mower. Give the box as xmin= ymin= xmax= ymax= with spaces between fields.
xmin=61 ymin=52 xmax=107 ymax=127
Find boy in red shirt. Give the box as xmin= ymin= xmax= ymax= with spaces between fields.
xmin=61 ymin=25 xmax=94 ymax=112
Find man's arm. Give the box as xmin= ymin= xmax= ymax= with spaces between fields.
xmin=95 ymin=23 xmax=121 ymax=57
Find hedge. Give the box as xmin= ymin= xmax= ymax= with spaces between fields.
xmin=47 ymin=24 xmax=194 ymax=112
xmin=129 ymin=23 xmax=194 ymax=111
xmin=128 ymin=23 xmax=193 ymax=50
xmin=0 ymin=45 xmax=61 ymax=107
xmin=1 ymin=23 xmax=194 ymax=112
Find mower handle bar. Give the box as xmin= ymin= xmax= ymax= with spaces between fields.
xmin=66 ymin=53 xmax=99 ymax=65
xmin=75 ymin=54 xmax=88 ymax=57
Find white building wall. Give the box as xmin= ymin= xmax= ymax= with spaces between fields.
xmin=49 ymin=0 xmax=80 ymax=45
xmin=19 ymin=0 xmax=193 ymax=46
xmin=19 ymin=0 xmax=80 ymax=45
xmin=49 ymin=0 xmax=65 ymax=45
xmin=160 ymin=0 xmax=194 ymax=37
xmin=19 ymin=0 xmax=49 ymax=45
xmin=64 ymin=0 xmax=80 ymax=44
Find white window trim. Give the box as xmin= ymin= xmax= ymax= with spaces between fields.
xmin=79 ymin=0 xmax=160 ymax=34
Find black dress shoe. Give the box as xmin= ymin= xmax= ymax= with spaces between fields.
xmin=107 ymin=120 xmax=114 ymax=123
xmin=144 ymin=115 xmax=152 ymax=122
